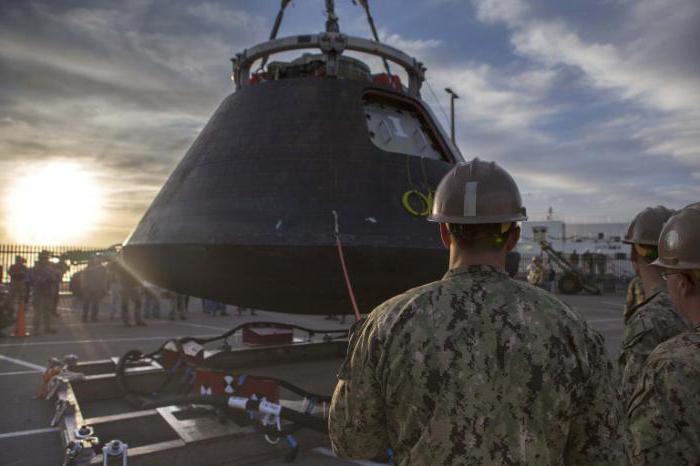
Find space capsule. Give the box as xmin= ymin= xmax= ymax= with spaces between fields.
xmin=122 ymin=4 xmax=462 ymax=315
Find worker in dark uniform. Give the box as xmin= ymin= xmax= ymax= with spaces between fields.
xmin=329 ymin=159 xmax=625 ymax=465
xmin=0 ymin=285 xmax=13 ymax=337
xmin=81 ymin=258 xmax=107 ymax=322
xmin=30 ymin=251 xmax=58 ymax=334
xmin=617 ymin=206 xmax=690 ymax=405
xmin=8 ymin=255 xmax=28 ymax=315
xmin=116 ymin=261 xmax=145 ymax=327
xmin=169 ymin=293 xmax=188 ymax=320
xmin=50 ymin=257 xmax=69 ymax=317
xmin=628 ymin=202 xmax=700 ymax=464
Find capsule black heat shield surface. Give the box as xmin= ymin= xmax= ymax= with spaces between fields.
xmin=123 ymin=78 xmax=454 ymax=314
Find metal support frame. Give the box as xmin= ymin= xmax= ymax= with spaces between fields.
xmin=50 ymin=340 xmax=346 ymax=465
xmin=325 ymin=0 xmax=339 ymax=33
xmin=445 ymin=87 xmax=459 ymax=145
xmin=232 ymin=33 xmax=426 ymax=96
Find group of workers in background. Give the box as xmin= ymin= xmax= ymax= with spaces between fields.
xmin=1 ymin=253 xmax=255 ymax=334
xmin=77 ymin=258 xmax=157 ymax=326
xmin=5 ymin=251 xmax=68 ymax=334
xmin=2 ymin=254 xmax=193 ymax=332
xmin=329 ymin=159 xmax=700 ymax=465
xmin=76 ymin=258 xmax=197 ymax=325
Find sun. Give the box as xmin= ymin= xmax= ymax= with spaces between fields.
xmin=6 ymin=162 xmax=104 ymax=245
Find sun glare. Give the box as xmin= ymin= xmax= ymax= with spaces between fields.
xmin=6 ymin=162 xmax=103 ymax=245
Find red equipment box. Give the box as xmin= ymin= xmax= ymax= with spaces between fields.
xmin=242 ymin=326 xmax=293 ymax=346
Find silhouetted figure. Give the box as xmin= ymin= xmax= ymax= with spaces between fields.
xmin=569 ymin=250 xmax=579 ymax=268
xmin=170 ymin=294 xmax=188 ymax=320
xmin=116 ymin=263 xmax=145 ymax=327
xmin=8 ymin=255 xmax=28 ymax=316
xmin=30 ymin=251 xmax=59 ymax=334
xmin=81 ymin=258 xmax=107 ymax=322
xmin=50 ymin=258 xmax=69 ymax=317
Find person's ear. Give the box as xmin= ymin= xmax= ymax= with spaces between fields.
xmin=679 ymin=273 xmax=695 ymax=297
xmin=630 ymin=248 xmax=639 ymax=264
xmin=505 ymin=226 xmax=520 ymax=252
xmin=439 ymin=223 xmax=451 ymax=250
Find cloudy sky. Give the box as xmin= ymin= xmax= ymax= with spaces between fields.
xmin=1 ymin=0 xmax=698 ymax=246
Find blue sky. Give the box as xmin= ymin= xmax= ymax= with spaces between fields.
xmin=0 ymin=0 xmax=698 ymax=245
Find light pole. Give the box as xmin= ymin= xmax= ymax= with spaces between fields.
xmin=445 ymin=87 xmax=459 ymax=145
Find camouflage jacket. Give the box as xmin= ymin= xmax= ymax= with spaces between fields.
xmin=618 ymin=288 xmax=691 ymax=406
xmin=329 ymin=265 xmax=625 ymax=466
xmin=627 ymin=325 xmax=700 ymax=465
xmin=29 ymin=263 xmax=59 ymax=296
xmin=624 ymin=276 xmax=645 ymax=322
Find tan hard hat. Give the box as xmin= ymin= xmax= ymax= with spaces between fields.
xmin=652 ymin=202 xmax=700 ymax=269
xmin=622 ymin=206 xmax=675 ymax=246
xmin=428 ymin=158 xmax=527 ymax=224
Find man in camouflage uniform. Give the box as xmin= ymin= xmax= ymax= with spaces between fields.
xmin=8 ymin=255 xmax=28 ymax=314
xmin=81 ymin=257 xmax=107 ymax=322
xmin=29 ymin=251 xmax=58 ymax=334
xmin=624 ymin=275 xmax=645 ymax=321
xmin=329 ymin=159 xmax=625 ymax=465
xmin=115 ymin=260 xmax=146 ymax=327
xmin=50 ymin=257 xmax=69 ymax=317
xmin=628 ymin=202 xmax=700 ymax=464
xmin=617 ymin=206 xmax=691 ymax=405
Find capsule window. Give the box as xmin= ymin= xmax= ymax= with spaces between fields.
xmin=363 ymin=93 xmax=450 ymax=162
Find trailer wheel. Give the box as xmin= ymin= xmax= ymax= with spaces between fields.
xmin=558 ymin=272 xmax=582 ymax=295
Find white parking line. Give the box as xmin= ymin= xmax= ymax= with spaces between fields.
xmin=0 ymin=335 xmax=214 ymax=348
xmin=0 ymin=354 xmax=46 ymax=371
xmin=171 ymin=321 xmax=229 ymax=331
xmin=50 ymin=322 xmax=132 ymax=328
xmin=0 ymin=427 xmax=58 ymax=440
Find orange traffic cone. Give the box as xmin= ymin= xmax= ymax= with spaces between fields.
xmin=12 ymin=301 xmax=29 ymax=337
